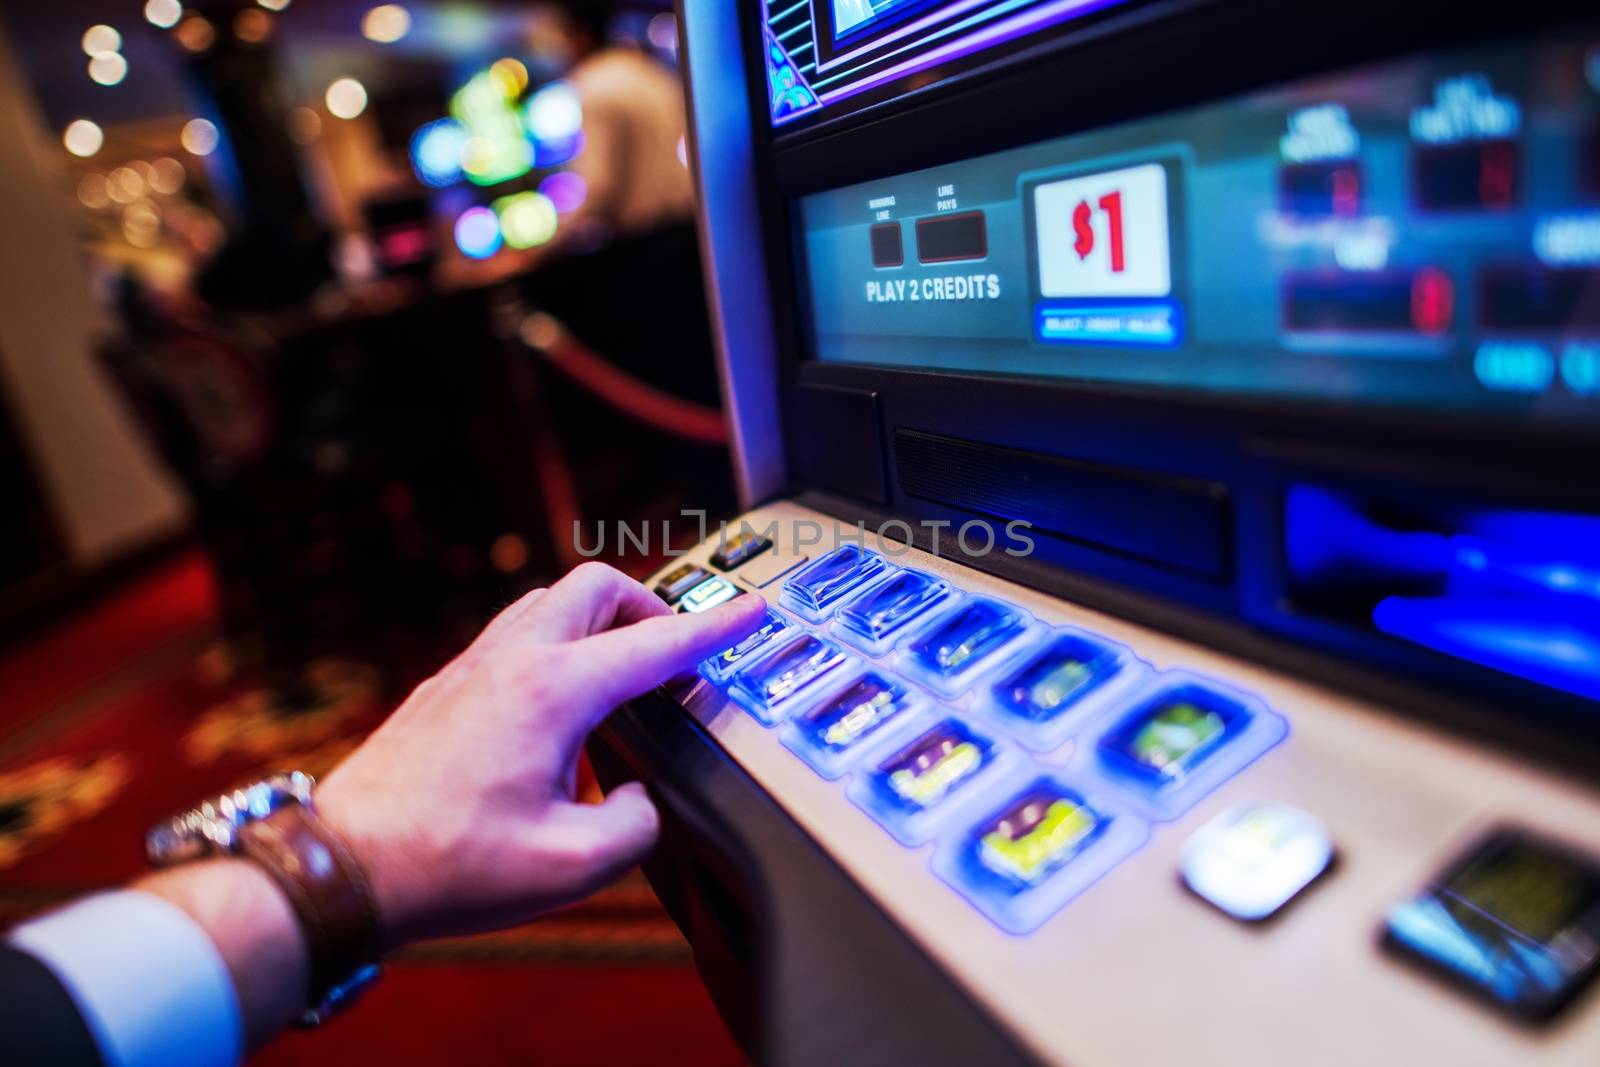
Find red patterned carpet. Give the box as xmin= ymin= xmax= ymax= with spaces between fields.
xmin=0 ymin=552 xmax=743 ymax=1066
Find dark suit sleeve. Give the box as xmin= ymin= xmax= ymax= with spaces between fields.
xmin=0 ymin=945 xmax=105 ymax=1066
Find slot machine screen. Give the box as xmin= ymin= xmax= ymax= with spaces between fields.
xmin=794 ymin=34 xmax=1600 ymax=421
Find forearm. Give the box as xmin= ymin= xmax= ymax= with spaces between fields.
xmin=135 ymin=859 xmax=308 ymax=1050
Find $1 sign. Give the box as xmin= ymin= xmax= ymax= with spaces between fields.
xmin=1035 ymin=162 xmax=1170 ymax=299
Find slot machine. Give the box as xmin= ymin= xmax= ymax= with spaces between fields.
xmin=587 ymin=2 xmax=1600 ymax=1064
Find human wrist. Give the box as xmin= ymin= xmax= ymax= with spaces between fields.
xmin=136 ymin=857 xmax=307 ymax=1048
xmin=311 ymin=770 xmax=420 ymax=952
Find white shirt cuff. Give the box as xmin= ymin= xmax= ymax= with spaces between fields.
xmin=9 ymin=890 xmax=243 ymax=1067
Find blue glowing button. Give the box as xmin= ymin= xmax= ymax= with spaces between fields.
xmin=654 ymin=562 xmax=713 ymax=606
xmin=678 ymin=576 xmax=739 ymax=614
xmin=780 ymin=671 xmax=926 ymax=779
xmin=847 ymin=717 xmax=1018 ymax=846
xmin=981 ymin=629 xmax=1146 ymax=752
xmin=1035 ymin=302 xmax=1182 ymax=347
xmin=1180 ymin=803 xmax=1333 ymax=922
xmin=900 ymin=597 xmax=1037 ymax=698
xmin=780 ymin=545 xmax=888 ymax=622
xmin=1086 ymin=672 xmax=1287 ymax=821
xmin=701 ymin=608 xmax=790 ymax=685
xmin=728 ymin=632 xmax=855 ymax=726
xmin=834 ymin=569 xmax=954 ymax=655
xmin=934 ymin=776 xmax=1148 ymax=934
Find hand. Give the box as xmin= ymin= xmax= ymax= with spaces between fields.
xmin=315 ymin=562 xmax=765 ymax=948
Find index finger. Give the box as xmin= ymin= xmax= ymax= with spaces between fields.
xmin=508 ymin=561 xmax=671 ymax=644
xmin=566 ymin=592 xmax=767 ymax=720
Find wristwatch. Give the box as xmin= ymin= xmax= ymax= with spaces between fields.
xmin=146 ymin=771 xmax=384 ymax=1026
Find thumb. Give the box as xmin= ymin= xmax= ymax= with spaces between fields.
xmin=542 ymin=782 xmax=661 ymax=899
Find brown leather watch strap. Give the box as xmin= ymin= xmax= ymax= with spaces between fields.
xmin=236 ymin=803 xmax=383 ymax=1001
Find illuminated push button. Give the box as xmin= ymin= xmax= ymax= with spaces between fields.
xmin=834 ymin=568 xmax=953 ymax=656
xmin=728 ymin=632 xmax=855 ymax=725
xmin=934 ymin=776 xmax=1147 ymax=933
xmin=981 ymin=629 xmax=1146 ymax=751
xmin=655 ymin=562 xmax=712 ymax=606
xmin=899 ymin=596 xmax=1036 ymax=698
xmin=678 ymin=576 xmax=740 ymax=614
xmin=1086 ymin=672 xmax=1287 ymax=821
xmin=710 ymin=528 xmax=773 ymax=571
xmin=781 ymin=670 xmax=925 ymax=779
xmin=847 ymin=718 xmax=1018 ymax=846
xmin=780 ymin=545 xmax=888 ymax=622
xmin=701 ymin=608 xmax=790 ymax=684
xmin=1180 ymin=803 xmax=1333 ymax=922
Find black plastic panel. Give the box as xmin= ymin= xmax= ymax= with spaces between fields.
xmin=895 ymin=429 xmax=1230 ymax=579
xmin=790 ymin=383 xmax=888 ymax=504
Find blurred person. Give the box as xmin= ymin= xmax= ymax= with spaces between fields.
xmin=0 ymin=563 xmax=765 ymax=1067
xmin=554 ymin=0 xmax=696 ymax=243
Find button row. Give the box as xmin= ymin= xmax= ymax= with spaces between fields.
xmin=698 ymin=545 xmax=1287 ymax=933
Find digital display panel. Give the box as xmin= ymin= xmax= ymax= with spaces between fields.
xmin=796 ymin=34 xmax=1600 ymax=418
xmin=1384 ymin=828 xmax=1600 ymax=1020
xmin=763 ymin=0 xmax=1131 ymax=127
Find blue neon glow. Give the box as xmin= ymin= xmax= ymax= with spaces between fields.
xmin=410 ymin=118 xmax=468 ymax=188
xmin=1035 ymin=302 xmax=1182 ymax=346
xmin=763 ymin=30 xmax=821 ymax=123
xmin=1288 ymin=486 xmax=1600 ymax=701
xmin=1076 ymin=672 xmax=1287 ymax=822
xmin=933 ymin=774 xmax=1148 ymax=933
xmin=453 ymin=207 xmax=502 ymax=259
xmin=846 ymin=716 xmax=1022 ymax=846
xmin=1474 ymin=341 xmax=1554 ymax=393
xmin=1374 ymin=599 xmax=1600 ymax=702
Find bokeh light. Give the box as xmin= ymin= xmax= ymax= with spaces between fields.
xmin=78 ymin=173 xmax=111 ymax=209
xmin=175 ymin=16 xmax=215 ymax=52
xmin=454 ymin=206 xmax=502 ymax=259
xmin=526 ymin=81 xmax=582 ymax=142
xmin=82 ymin=25 xmax=121 ymax=57
xmin=489 ymin=58 xmax=529 ymax=98
xmin=494 ymin=191 xmax=558 ymax=249
xmin=647 ymin=13 xmax=677 ymax=52
xmin=537 ymin=171 xmax=587 ymax=215
xmin=122 ymin=202 xmax=161 ymax=247
xmin=88 ymin=52 xmax=128 ymax=86
xmin=257 ymin=0 xmax=291 ymax=10
xmin=326 ymin=78 xmax=369 ymax=120
xmin=111 ymin=166 xmax=146 ymax=202
xmin=409 ymin=119 xmax=467 ymax=187
xmin=362 ymin=5 xmax=412 ymax=44
xmin=181 ymin=118 xmax=219 ymax=156
xmin=145 ymin=0 xmax=183 ymax=29
xmin=150 ymin=157 xmax=186 ymax=195
xmin=234 ymin=9 xmax=273 ymax=43
xmin=63 ymin=119 xmax=104 ymax=158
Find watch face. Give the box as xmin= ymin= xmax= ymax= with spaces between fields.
xmin=146 ymin=771 xmax=316 ymax=864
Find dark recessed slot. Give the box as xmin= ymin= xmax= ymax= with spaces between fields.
xmin=894 ymin=429 xmax=1230 ymax=579
xmin=870 ymin=222 xmax=904 ymax=267
xmin=1282 ymin=270 xmax=1453 ymax=334
xmin=1412 ymin=140 xmax=1518 ymax=212
xmin=915 ymin=211 xmax=987 ymax=263
xmin=1278 ymin=161 xmax=1362 ymax=218
xmin=1477 ymin=266 xmax=1600 ymax=331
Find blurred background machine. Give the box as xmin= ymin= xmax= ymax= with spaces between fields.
xmin=591 ymin=2 xmax=1600 ymax=1065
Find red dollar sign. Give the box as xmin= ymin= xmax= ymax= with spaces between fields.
xmin=1072 ymin=199 xmax=1094 ymax=260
